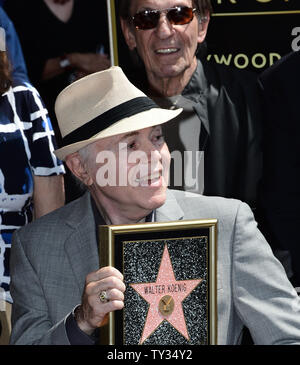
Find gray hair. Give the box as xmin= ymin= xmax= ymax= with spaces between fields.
xmin=78 ymin=142 xmax=96 ymax=167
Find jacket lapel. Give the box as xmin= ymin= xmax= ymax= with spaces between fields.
xmin=64 ymin=193 xmax=100 ymax=292
xmin=190 ymin=59 xmax=210 ymax=152
xmin=194 ymin=102 xmax=209 ymax=152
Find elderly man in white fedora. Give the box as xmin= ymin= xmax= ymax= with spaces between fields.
xmin=9 ymin=67 xmax=300 ymax=345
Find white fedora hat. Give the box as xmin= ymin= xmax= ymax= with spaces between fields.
xmin=54 ymin=66 xmax=182 ymax=160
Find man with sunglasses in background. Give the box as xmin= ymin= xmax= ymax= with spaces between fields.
xmin=119 ymin=0 xmax=263 ymax=214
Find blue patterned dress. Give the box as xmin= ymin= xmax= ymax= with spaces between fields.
xmin=0 ymin=82 xmax=65 ymax=303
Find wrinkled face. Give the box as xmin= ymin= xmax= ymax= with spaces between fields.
xmin=83 ymin=125 xmax=170 ymax=223
xmin=122 ymin=0 xmax=207 ymax=82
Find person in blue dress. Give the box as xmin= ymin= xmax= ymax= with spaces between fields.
xmin=0 ymin=43 xmax=65 ymax=344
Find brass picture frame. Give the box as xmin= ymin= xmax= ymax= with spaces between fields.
xmin=98 ymin=219 xmax=217 ymax=345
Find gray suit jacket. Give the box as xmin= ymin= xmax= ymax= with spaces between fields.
xmin=10 ymin=190 xmax=300 ymax=345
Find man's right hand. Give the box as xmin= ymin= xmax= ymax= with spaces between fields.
xmin=75 ymin=266 xmax=125 ymax=335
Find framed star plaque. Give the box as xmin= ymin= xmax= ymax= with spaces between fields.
xmin=98 ymin=219 xmax=217 ymax=345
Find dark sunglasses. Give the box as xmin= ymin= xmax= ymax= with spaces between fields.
xmin=132 ymin=6 xmax=197 ymax=30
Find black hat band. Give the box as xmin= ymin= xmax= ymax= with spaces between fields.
xmin=62 ymin=97 xmax=158 ymax=147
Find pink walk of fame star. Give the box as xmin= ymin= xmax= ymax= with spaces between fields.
xmin=130 ymin=244 xmax=202 ymax=344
